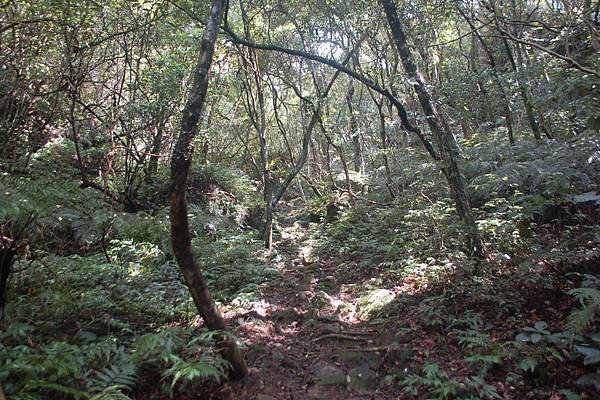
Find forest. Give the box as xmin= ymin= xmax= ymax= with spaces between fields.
xmin=1 ymin=0 xmax=599 ymax=399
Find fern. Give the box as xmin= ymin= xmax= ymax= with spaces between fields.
xmin=133 ymin=329 xmax=185 ymax=363
xmin=401 ymin=363 xmax=462 ymax=400
xmin=90 ymin=385 xmax=132 ymax=400
xmin=566 ymin=288 xmax=600 ymax=333
xmin=88 ymin=363 xmax=137 ymax=393
xmin=164 ymin=355 xmax=230 ymax=389
xmin=22 ymin=380 xmax=89 ymax=400
xmin=454 ymin=329 xmax=491 ymax=350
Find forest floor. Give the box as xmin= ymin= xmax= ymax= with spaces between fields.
xmin=195 ymin=203 xmax=592 ymax=400
xmin=4 ymin=135 xmax=600 ymax=400
xmin=211 ymin=205 xmax=419 ymax=400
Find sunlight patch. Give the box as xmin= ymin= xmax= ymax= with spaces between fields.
xmin=356 ymin=289 xmax=395 ymax=320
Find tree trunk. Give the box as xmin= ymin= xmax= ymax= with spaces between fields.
xmin=238 ymin=0 xmax=272 ymax=250
xmin=169 ymin=0 xmax=247 ymax=381
xmin=260 ymin=128 xmax=273 ymax=250
xmin=457 ymin=7 xmax=515 ymax=145
xmin=271 ymin=109 xmax=318 ymax=209
xmin=146 ymin=123 xmax=163 ymax=180
xmin=346 ymin=83 xmax=363 ymax=174
xmin=501 ymin=38 xmax=541 ymax=141
xmin=376 ymin=99 xmax=396 ymax=198
xmin=0 ymin=239 xmax=16 ymax=315
xmin=379 ymin=0 xmax=483 ymax=258
xmin=271 ymin=65 xmax=344 ymax=209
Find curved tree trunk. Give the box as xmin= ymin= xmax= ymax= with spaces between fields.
xmin=169 ymin=0 xmax=248 ymax=381
xmin=271 ymin=65 xmax=344 ymax=209
xmin=457 ymin=7 xmax=515 ymax=145
xmin=379 ymin=0 xmax=484 ymax=258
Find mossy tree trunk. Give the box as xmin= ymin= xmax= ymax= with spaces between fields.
xmin=169 ymin=0 xmax=248 ymax=381
xmin=379 ymin=0 xmax=484 ymax=258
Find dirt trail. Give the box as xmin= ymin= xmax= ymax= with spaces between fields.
xmin=216 ymin=207 xmax=415 ymax=400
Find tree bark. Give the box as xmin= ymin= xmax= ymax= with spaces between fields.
xmin=457 ymin=7 xmax=515 ymax=145
xmin=169 ymin=0 xmax=247 ymax=380
xmin=271 ymin=65 xmax=344 ymax=209
xmin=502 ymin=37 xmax=541 ymax=141
xmin=379 ymin=0 xmax=484 ymax=258
xmin=346 ymin=83 xmax=363 ymax=174
xmin=237 ymin=0 xmax=272 ymax=250
xmin=376 ymin=99 xmax=396 ymax=198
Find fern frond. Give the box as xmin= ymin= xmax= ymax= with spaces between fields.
xmin=164 ymin=355 xmax=229 ymax=389
xmin=566 ymin=288 xmax=600 ymax=333
xmin=90 ymin=385 xmax=133 ymax=400
xmin=23 ymin=380 xmax=89 ymax=400
xmin=89 ymin=363 xmax=137 ymax=393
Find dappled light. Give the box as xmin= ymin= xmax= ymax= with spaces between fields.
xmin=1 ymin=0 xmax=599 ymax=399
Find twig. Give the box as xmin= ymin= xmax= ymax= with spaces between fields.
xmin=310 ymin=333 xmax=370 ymax=343
xmin=339 ymin=330 xmax=378 ymax=336
xmin=344 ymin=345 xmax=401 ymax=352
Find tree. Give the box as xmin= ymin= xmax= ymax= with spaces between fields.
xmin=169 ymin=0 xmax=248 ymax=380
xmin=379 ymin=0 xmax=484 ymax=257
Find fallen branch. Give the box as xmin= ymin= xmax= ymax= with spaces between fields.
xmin=310 ymin=333 xmax=370 ymax=343
xmin=344 ymin=345 xmax=401 ymax=352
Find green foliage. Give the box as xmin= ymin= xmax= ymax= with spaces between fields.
xmin=515 ymin=321 xmax=551 ymax=344
xmin=566 ymin=287 xmax=600 ymax=334
xmin=89 ymin=363 xmax=137 ymax=393
xmin=401 ymin=363 xmax=462 ymax=399
xmin=196 ymin=233 xmax=278 ymax=305
xmin=0 ymin=325 xmax=229 ymax=399
xmin=197 ymin=164 xmax=262 ymax=210
xmin=164 ymin=355 xmax=229 ymax=389
xmin=574 ymin=345 xmax=600 ymax=366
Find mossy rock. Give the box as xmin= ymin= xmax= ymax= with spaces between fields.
xmin=356 ymin=289 xmax=395 ymax=320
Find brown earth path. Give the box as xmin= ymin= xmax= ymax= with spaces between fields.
xmin=213 ymin=206 xmax=419 ymax=400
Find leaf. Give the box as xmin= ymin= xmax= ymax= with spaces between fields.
xmin=515 ymin=332 xmax=531 ymax=342
xmin=570 ymin=191 xmax=600 ymax=205
xmin=517 ymin=357 xmax=537 ymax=372
xmin=576 ymin=373 xmax=600 ymax=390
xmin=575 ymin=346 xmax=600 ymax=365
xmin=546 ymin=333 xmax=568 ymax=345
xmin=559 ymin=389 xmax=582 ymax=400
xmin=534 ymin=321 xmax=547 ymax=331
xmin=23 ymin=380 xmax=90 ymax=400
xmin=530 ymin=333 xmax=543 ymax=344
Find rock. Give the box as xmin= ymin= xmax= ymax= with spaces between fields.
xmin=273 ymin=307 xmax=304 ymax=323
xmin=348 ymin=366 xmax=378 ymax=389
xmin=576 ymin=373 xmax=600 ymax=391
xmin=305 ymin=388 xmax=328 ymax=400
xmin=302 ymin=273 xmax=316 ymax=285
xmin=317 ymin=312 xmax=339 ymax=322
xmin=356 ymin=289 xmax=395 ymax=320
xmin=297 ymin=246 xmax=317 ymax=264
xmin=312 ymin=291 xmax=333 ymax=308
xmin=325 ymin=203 xmax=341 ymax=222
xmin=385 ymin=348 xmax=414 ymax=368
xmin=307 ymin=212 xmax=323 ymax=223
xmin=297 ymin=290 xmax=314 ymax=302
xmin=271 ymin=350 xmax=285 ymax=361
xmin=321 ymin=323 xmax=341 ymax=333
xmin=255 ymin=395 xmax=277 ymax=400
xmin=393 ymin=332 xmax=412 ymax=344
xmin=338 ymin=351 xmax=363 ymax=362
xmin=245 ymin=206 xmax=265 ymax=230
xmin=338 ymin=351 xmax=381 ymax=364
xmin=315 ymin=365 xmax=346 ymax=386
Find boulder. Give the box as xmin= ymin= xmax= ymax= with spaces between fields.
xmin=314 ymin=365 xmax=346 ymax=386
